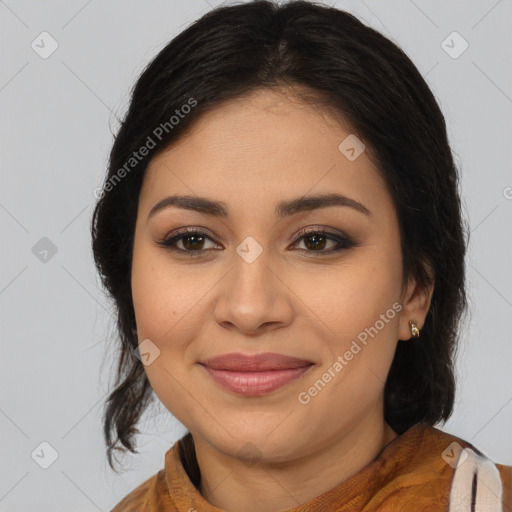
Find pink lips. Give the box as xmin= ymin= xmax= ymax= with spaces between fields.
xmin=199 ymin=352 xmax=314 ymax=396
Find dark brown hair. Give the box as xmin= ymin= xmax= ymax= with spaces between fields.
xmin=91 ymin=0 xmax=469 ymax=474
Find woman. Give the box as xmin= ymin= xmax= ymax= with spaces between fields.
xmin=90 ymin=1 xmax=511 ymax=510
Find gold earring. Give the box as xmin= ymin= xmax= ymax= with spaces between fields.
xmin=409 ymin=320 xmax=420 ymax=338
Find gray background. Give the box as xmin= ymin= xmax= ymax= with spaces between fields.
xmin=1 ymin=0 xmax=511 ymax=510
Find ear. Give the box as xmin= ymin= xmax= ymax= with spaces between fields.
xmin=398 ymin=263 xmax=435 ymax=341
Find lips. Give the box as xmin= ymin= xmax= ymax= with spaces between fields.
xmin=201 ymin=352 xmax=314 ymax=372
xmin=199 ymin=352 xmax=314 ymax=396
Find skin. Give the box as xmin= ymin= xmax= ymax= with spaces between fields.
xmin=131 ymin=87 xmax=434 ymax=512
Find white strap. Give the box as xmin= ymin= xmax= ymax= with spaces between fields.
xmin=448 ymin=447 xmax=503 ymax=512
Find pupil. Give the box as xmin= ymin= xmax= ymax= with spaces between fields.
xmin=305 ymin=234 xmax=326 ymax=251
xmin=183 ymin=235 xmax=204 ymax=250
xmin=180 ymin=234 xmax=328 ymax=252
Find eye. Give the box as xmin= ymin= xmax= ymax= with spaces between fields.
xmin=291 ymin=227 xmax=356 ymax=255
xmin=156 ymin=227 xmax=356 ymax=257
xmin=157 ymin=228 xmax=220 ymax=256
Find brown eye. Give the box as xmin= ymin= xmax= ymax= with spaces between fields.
xmin=302 ymin=233 xmax=330 ymax=251
xmin=180 ymin=233 xmax=206 ymax=251
xmin=157 ymin=227 xmax=355 ymax=257
xmin=157 ymin=229 xmax=220 ymax=256
xmin=292 ymin=229 xmax=355 ymax=255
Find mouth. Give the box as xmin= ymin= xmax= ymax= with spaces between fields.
xmin=198 ymin=352 xmax=315 ymax=396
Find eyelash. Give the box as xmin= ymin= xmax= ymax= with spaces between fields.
xmin=156 ymin=227 xmax=356 ymax=257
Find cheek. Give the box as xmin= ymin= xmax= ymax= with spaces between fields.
xmin=299 ymin=264 xmax=401 ymax=430
xmin=305 ymin=248 xmax=402 ymax=341
xmin=130 ymin=243 xmax=209 ymax=408
xmin=131 ymin=249 xmax=194 ymax=419
xmin=304 ymin=247 xmax=403 ymax=408
xmin=131 ymin=242 xmax=199 ymax=346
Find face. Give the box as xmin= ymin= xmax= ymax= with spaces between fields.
xmin=131 ymin=87 xmax=420 ymax=463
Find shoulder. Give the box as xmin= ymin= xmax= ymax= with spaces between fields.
xmin=110 ymin=468 xmax=172 ymax=512
xmin=109 ymin=437 xmax=197 ymax=512
xmin=496 ymin=462 xmax=512 ymax=511
xmin=383 ymin=423 xmax=511 ymax=511
xmin=435 ymin=428 xmax=512 ymax=512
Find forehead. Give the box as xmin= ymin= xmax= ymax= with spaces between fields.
xmin=140 ymin=88 xmax=392 ymax=220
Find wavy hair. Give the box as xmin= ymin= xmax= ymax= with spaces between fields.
xmin=90 ymin=0 xmax=469 ymax=474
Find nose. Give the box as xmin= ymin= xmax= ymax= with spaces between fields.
xmin=213 ymin=248 xmax=294 ymax=336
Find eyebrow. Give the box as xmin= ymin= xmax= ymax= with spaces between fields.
xmin=147 ymin=193 xmax=372 ymax=222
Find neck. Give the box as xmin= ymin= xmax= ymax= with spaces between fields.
xmin=192 ymin=413 xmax=398 ymax=512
